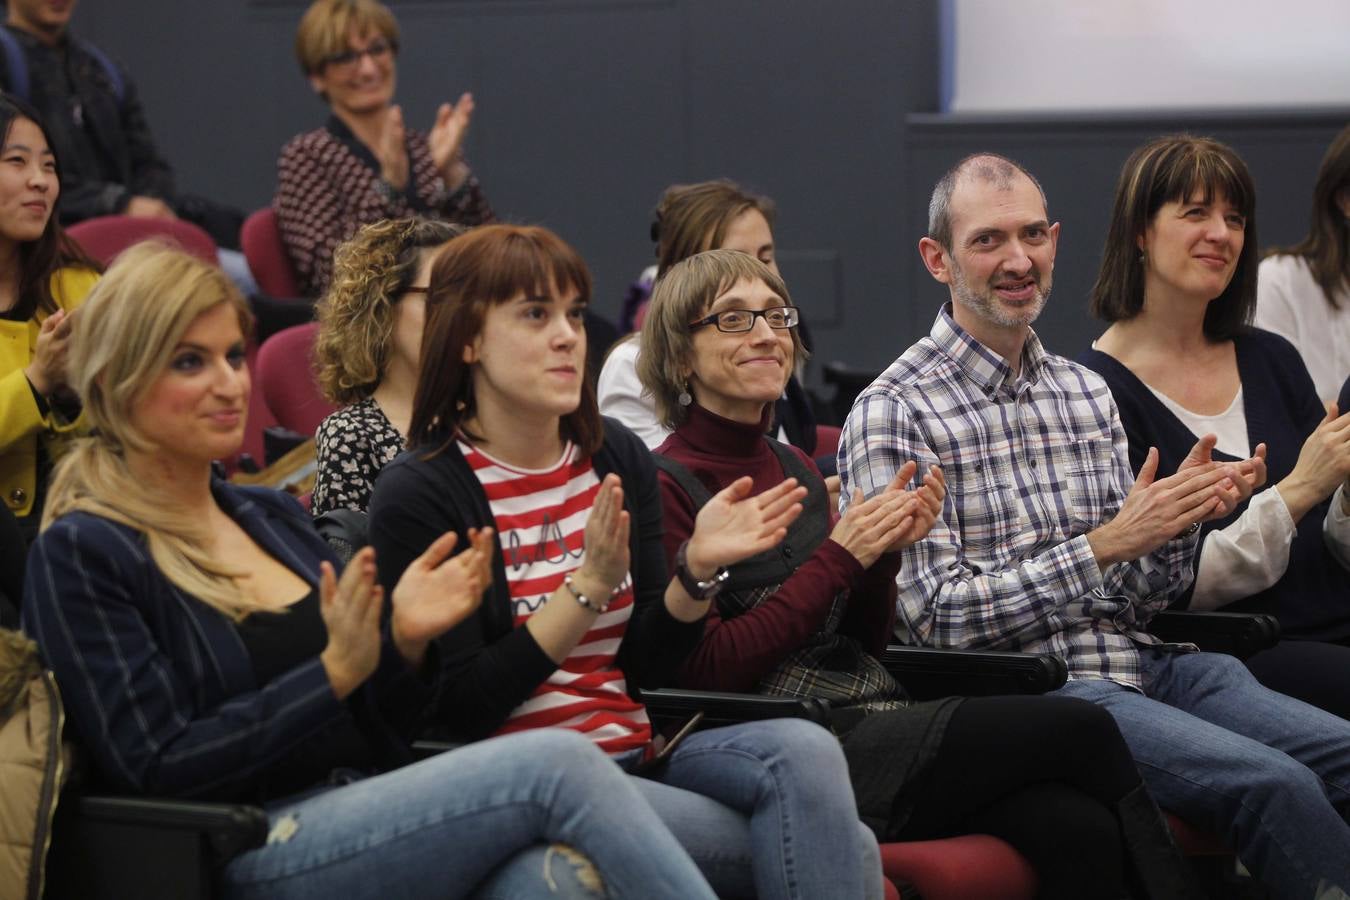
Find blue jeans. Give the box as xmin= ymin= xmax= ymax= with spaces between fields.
xmin=620 ymin=718 xmax=883 ymax=900
xmin=1056 ymin=649 xmax=1350 ymax=900
xmin=219 ymin=729 xmax=717 ymax=900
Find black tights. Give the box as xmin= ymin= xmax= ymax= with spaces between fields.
xmin=896 ymin=696 xmax=1141 ymax=900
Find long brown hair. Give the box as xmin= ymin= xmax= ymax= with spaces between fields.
xmin=1090 ymin=134 xmax=1258 ymax=341
xmin=408 ymin=224 xmax=603 ymax=458
xmin=1267 ymin=124 xmax=1350 ymax=310
xmin=652 ymin=179 xmax=775 ymax=278
xmin=0 ymin=95 xmax=100 ymax=320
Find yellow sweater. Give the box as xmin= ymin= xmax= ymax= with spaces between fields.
xmin=0 ymin=268 xmax=99 ymax=519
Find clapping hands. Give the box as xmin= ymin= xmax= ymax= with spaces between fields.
xmin=682 ymin=477 xmax=808 ymax=580
xmin=831 ymin=462 xmax=946 ymax=568
xmin=391 ymin=528 xmax=494 ymax=669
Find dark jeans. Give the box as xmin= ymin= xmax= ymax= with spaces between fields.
xmin=1245 ymin=636 xmax=1350 ymax=720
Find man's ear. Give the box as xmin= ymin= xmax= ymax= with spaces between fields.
xmin=308 ymin=74 xmax=326 ymax=97
xmin=1048 ymin=221 xmax=1061 ymax=269
xmin=918 ymin=237 xmax=953 ymax=285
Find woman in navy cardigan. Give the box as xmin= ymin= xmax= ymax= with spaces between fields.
xmin=1079 ymin=134 xmax=1350 ymax=718
xmin=21 ymin=243 xmax=724 ymax=899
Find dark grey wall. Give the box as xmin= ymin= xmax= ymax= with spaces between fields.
xmin=64 ymin=4 xmax=1348 ymax=389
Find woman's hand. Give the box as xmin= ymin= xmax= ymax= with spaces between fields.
xmin=319 ymin=547 xmax=384 ymax=701
xmin=376 ymin=105 xmax=410 ymax=192
xmin=428 ymin=92 xmax=475 ymax=190
xmin=684 ymin=477 xmax=807 ymax=578
xmin=24 ymin=310 xmax=72 ymax=397
xmin=1087 ymin=448 xmax=1235 ymax=567
xmin=888 ymin=464 xmax=946 ymax=551
xmin=1278 ymin=405 xmax=1350 ymax=523
xmin=1177 ymin=433 xmax=1263 ymax=516
xmin=391 ymin=528 xmax=493 ymax=669
xmin=572 ymin=474 xmax=630 ymax=600
xmin=831 ymin=488 xmax=917 ymax=568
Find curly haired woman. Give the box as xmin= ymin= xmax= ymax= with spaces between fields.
xmin=311 ymin=217 xmax=463 ymax=514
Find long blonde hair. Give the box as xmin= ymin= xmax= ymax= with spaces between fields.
xmin=42 ymin=243 xmax=262 ymax=620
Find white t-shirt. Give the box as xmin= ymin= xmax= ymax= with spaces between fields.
xmin=1255 ymin=254 xmax=1350 ymax=405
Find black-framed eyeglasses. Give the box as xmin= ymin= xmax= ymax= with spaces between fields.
xmin=689 ymin=306 xmax=800 ymax=334
xmin=322 ymin=39 xmax=395 ymax=71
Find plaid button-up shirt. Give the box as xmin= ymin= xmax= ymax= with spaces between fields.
xmin=839 ymin=306 xmax=1200 ymax=690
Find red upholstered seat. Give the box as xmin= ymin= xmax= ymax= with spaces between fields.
xmin=879 ymin=835 xmax=1038 ymax=900
xmin=1166 ymin=812 xmax=1231 ymax=856
xmin=67 ymin=215 xmax=218 ymax=266
xmin=814 ymin=424 xmax=842 ymax=458
xmin=241 ymin=208 xmax=304 ymax=299
xmin=255 ymin=322 xmax=336 ymax=439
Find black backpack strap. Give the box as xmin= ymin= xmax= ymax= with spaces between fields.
xmin=0 ymin=27 xmax=29 ymax=101
xmin=76 ymin=38 xmax=125 ymax=106
xmin=651 ymin=453 xmax=714 ymax=510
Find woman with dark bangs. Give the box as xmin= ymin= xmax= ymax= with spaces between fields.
xmin=0 ymin=94 xmax=99 ymax=557
xmin=1079 ymin=134 xmax=1350 ymax=718
xmin=369 ymin=223 xmax=887 ymax=900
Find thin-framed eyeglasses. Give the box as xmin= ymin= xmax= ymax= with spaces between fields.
xmin=688 ymin=306 xmax=800 ymax=333
xmin=322 ymin=39 xmax=395 ymax=71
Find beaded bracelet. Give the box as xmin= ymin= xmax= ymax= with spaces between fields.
xmin=562 ymin=572 xmax=611 ymax=614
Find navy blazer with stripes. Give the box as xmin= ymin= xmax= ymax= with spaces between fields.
xmin=23 ymin=481 xmax=424 ymax=800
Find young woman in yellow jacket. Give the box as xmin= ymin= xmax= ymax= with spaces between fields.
xmin=0 ymin=96 xmax=99 ymax=541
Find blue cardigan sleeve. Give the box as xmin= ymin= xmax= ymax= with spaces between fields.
xmin=23 ymin=514 xmax=349 ymax=798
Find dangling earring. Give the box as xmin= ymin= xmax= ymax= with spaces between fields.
xmin=1138 ymin=250 xmax=1147 ymax=264
xmin=677 ymin=383 xmax=692 ymax=407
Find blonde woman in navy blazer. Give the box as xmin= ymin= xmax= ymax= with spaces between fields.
xmin=22 ymin=243 xmax=722 ymax=900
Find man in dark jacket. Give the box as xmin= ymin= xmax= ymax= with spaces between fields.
xmin=2 ymin=0 xmax=252 ymax=288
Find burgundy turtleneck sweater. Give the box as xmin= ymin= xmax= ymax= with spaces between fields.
xmin=655 ymin=403 xmax=901 ymax=692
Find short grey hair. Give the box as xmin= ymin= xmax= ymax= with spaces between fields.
xmin=927 ymin=153 xmax=1048 ymax=249
xmin=637 ymin=249 xmax=805 ymax=430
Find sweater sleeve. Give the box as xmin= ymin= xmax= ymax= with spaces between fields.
xmin=22 ymin=516 xmax=347 ymax=798
xmin=658 ymin=468 xmax=866 ymax=692
xmin=368 ymin=458 xmax=559 ymax=741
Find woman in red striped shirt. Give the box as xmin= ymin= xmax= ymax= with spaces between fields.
xmin=370 ymin=223 xmax=886 ymax=899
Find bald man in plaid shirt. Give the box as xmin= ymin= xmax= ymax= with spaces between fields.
xmin=839 ymin=153 xmax=1350 ymax=899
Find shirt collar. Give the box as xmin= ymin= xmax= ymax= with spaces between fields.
xmin=930 ymin=303 xmax=1049 ymax=397
xmin=324 ymin=114 xmax=381 ymax=171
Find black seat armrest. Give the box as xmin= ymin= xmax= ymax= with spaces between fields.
xmin=1150 ymin=610 xmax=1281 ymax=660
xmin=881 ymin=645 xmax=1068 ymax=700
xmin=411 ymin=690 xmax=832 ymax=760
xmin=46 ymin=795 xmax=268 ymax=900
xmin=643 ymin=687 xmax=833 ymax=728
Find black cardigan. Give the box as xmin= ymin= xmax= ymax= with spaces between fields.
xmin=368 ymin=418 xmax=704 ymax=741
xmin=1079 ymin=329 xmax=1350 ymax=642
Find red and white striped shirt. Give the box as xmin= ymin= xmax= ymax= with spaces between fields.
xmin=460 ymin=439 xmax=652 ymax=755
